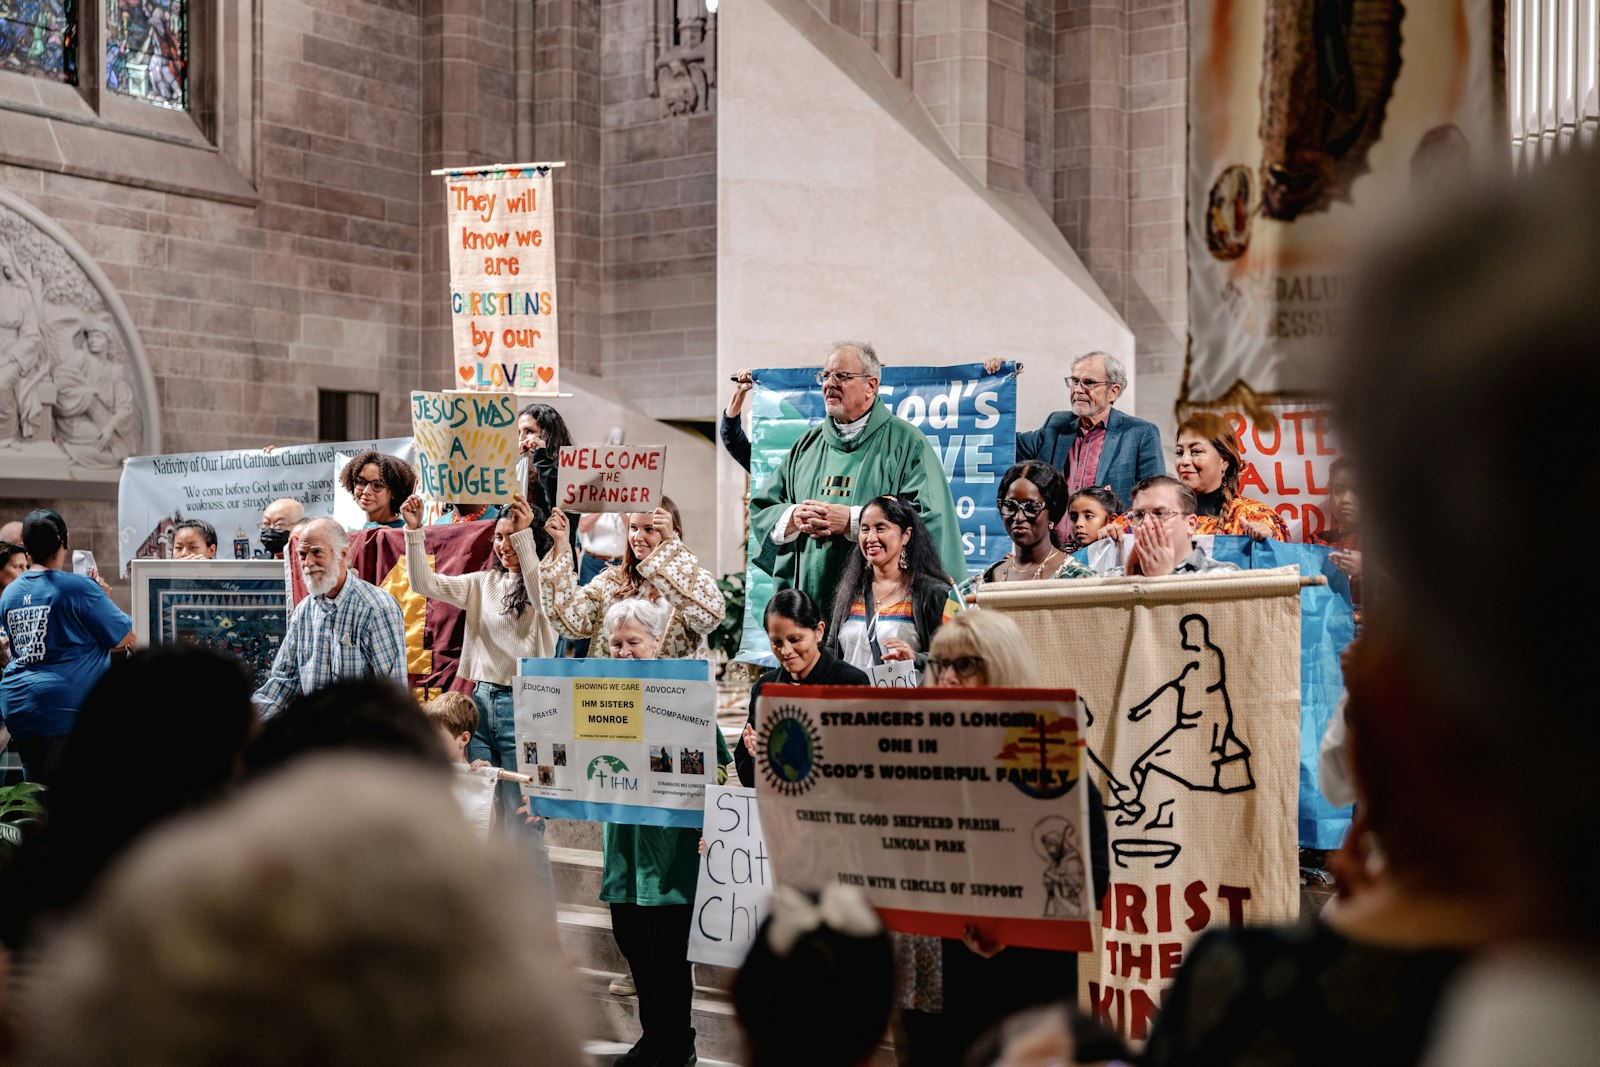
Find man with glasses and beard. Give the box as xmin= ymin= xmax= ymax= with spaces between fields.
xmin=1013 ymin=351 xmax=1165 ymax=530
xmin=749 ymin=341 xmax=964 ymax=623
xmin=252 ymin=518 xmax=407 ymax=718
xmin=1098 ymin=475 xmax=1240 ymax=577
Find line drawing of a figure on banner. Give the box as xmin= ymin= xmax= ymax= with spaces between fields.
xmin=1033 ymin=816 xmax=1087 ymax=919
xmin=1093 ymin=614 xmax=1256 ymax=843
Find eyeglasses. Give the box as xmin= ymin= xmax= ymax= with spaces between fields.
xmin=1128 ymin=507 xmax=1183 ymax=525
xmin=1065 ymin=376 xmax=1110 ymax=391
xmin=353 ymin=478 xmax=388 ymax=495
xmin=816 ymin=371 xmax=874 ymax=386
xmin=997 ymin=500 xmax=1048 ymax=520
xmin=926 ymin=655 xmax=985 ymax=679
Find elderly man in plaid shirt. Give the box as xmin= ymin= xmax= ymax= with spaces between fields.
xmin=253 ymin=517 xmax=407 ymax=717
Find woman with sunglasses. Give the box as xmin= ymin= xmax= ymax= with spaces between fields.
xmin=734 ymin=588 xmax=868 ymax=788
xmin=972 ymin=462 xmax=1095 ymax=588
xmin=903 ymin=610 xmax=1110 ymax=1067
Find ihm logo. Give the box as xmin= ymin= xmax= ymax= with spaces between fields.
xmin=586 ymin=754 xmax=639 ymax=792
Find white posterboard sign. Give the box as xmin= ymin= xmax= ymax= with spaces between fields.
xmin=688 ymin=785 xmax=773 ymax=967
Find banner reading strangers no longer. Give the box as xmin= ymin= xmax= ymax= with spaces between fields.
xmin=755 ymin=686 xmax=1092 ymax=952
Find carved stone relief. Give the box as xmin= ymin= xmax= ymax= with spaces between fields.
xmin=0 ymin=191 xmax=158 ymax=481
xmin=649 ymin=0 xmax=717 ymax=117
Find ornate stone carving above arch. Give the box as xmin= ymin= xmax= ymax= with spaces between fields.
xmin=0 ymin=189 xmax=160 ymax=485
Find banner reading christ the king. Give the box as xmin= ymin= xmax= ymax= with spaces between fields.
xmin=1185 ymin=0 xmax=1504 ymax=405
xmin=444 ymin=164 xmax=560 ymax=394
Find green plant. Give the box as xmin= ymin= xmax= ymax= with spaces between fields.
xmin=0 ymin=780 xmax=47 ymax=859
xmin=708 ymin=571 xmax=746 ymax=662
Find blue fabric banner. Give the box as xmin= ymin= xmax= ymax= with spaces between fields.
xmin=737 ymin=363 xmax=1017 ymax=665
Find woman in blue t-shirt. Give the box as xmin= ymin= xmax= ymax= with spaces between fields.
xmin=0 ymin=510 xmax=135 ymax=780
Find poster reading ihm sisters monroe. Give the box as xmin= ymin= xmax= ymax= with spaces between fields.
xmin=444 ymin=164 xmax=559 ymax=394
xmin=1186 ymin=0 xmax=1504 ymax=406
xmin=755 ymin=687 xmax=1093 ymax=953
xmin=513 ymin=658 xmax=717 ymax=827
xmin=977 ymin=569 xmax=1303 ymax=1043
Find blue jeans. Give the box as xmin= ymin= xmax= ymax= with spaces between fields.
xmin=470 ymin=681 xmax=554 ymax=904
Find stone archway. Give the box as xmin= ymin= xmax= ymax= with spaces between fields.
xmin=0 ymin=188 xmax=161 ymax=483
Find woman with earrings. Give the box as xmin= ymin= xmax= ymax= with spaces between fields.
xmin=828 ymin=496 xmax=962 ymax=682
xmin=972 ymin=462 xmax=1097 ymax=589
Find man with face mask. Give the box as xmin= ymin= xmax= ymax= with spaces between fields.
xmin=258 ymin=498 xmax=305 ymax=560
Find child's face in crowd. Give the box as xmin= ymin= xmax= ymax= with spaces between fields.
xmin=172 ymin=528 xmax=215 ymax=560
xmin=1067 ymin=497 xmax=1112 ymax=546
xmin=1328 ymin=471 xmax=1359 ymax=532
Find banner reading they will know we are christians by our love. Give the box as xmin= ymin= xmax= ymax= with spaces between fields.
xmin=444 ymin=164 xmax=560 ymax=395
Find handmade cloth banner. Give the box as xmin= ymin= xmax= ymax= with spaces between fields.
xmin=556 ymin=444 xmax=668 ymax=512
xmin=737 ymin=363 xmax=1017 ymax=664
xmin=1186 ymin=0 xmax=1504 ymax=406
xmin=117 ymin=436 xmax=412 ymax=575
xmin=341 ymin=522 xmax=497 ymax=700
xmin=1076 ymin=535 xmax=1356 ymax=849
xmin=444 ymin=164 xmax=559 ymax=393
xmin=755 ymin=686 xmax=1093 ymax=952
xmin=513 ymin=657 xmax=717 ymax=827
xmin=410 ymin=391 xmax=520 ymax=505
xmin=976 ymin=569 xmax=1302 ymax=1043
xmin=688 ymin=785 xmax=774 ymax=967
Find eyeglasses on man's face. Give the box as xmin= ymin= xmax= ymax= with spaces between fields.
xmin=927 ymin=655 xmax=985 ymax=679
xmin=1128 ymin=507 xmax=1183 ymax=525
xmin=816 ymin=370 xmax=874 ymax=386
xmin=1065 ymin=376 xmax=1109 ymax=391
xmin=997 ymin=500 xmax=1048 ymax=520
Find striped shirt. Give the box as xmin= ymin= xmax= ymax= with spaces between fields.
xmin=252 ymin=573 xmax=407 ymax=717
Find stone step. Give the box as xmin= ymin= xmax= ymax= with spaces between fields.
xmin=550 ymin=845 xmax=604 ymax=906
xmin=545 ymin=817 xmax=603 ymax=852
xmin=575 ymin=967 xmax=748 ymax=1065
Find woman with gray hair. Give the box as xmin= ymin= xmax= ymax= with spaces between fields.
xmin=597 ymin=596 xmax=730 ymax=1067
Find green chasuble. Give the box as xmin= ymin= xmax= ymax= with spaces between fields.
xmin=749 ymin=398 xmax=965 ymax=621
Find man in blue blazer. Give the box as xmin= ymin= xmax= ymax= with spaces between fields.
xmin=1015 ymin=351 xmax=1165 ymax=523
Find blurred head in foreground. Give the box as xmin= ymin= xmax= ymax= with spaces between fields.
xmin=18 ymin=756 xmax=584 ymax=1067
xmin=1335 ymin=147 xmax=1600 ymax=946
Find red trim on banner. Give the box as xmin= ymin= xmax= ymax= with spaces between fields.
xmin=876 ymin=908 xmax=1094 ymax=953
xmin=763 ymin=685 xmax=1080 ymax=703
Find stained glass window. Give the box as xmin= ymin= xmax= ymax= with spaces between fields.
xmin=106 ymin=0 xmax=186 ymax=110
xmin=0 ymin=0 xmax=78 ymax=84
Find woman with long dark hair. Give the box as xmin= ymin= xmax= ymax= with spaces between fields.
xmin=734 ymin=589 xmax=869 ymax=787
xmin=829 ymin=496 xmax=961 ymax=680
xmin=400 ymin=494 xmax=556 ymax=876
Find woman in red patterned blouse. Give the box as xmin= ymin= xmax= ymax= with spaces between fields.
xmin=1170 ymin=412 xmax=1289 ymax=540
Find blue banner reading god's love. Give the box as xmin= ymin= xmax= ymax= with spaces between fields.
xmin=737 ymin=363 xmax=1017 ymax=666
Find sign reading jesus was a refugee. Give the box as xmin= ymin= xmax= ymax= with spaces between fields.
xmin=410 ymin=391 xmax=520 ymax=505
xmin=755 ymin=686 xmax=1093 ymax=953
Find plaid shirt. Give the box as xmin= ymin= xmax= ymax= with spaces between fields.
xmin=252 ymin=573 xmax=408 ymax=718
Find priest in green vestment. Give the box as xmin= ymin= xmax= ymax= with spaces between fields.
xmin=749 ymin=342 xmax=965 ymax=622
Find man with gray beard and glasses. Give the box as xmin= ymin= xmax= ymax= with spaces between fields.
xmin=252 ymin=518 xmax=406 ymax=718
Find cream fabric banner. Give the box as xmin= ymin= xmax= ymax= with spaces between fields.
xmin=977 ymin=568 xmax=1301 ymax=1044
xmin=1186 ymin=0 xmax=1504 ymax=405
xmin=444 ymin=165 xmax=559 ymax=394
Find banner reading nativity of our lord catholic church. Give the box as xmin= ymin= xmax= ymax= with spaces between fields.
xmin=443 ymin=163 xmax=561 ymax=394
xmin=1185 ymin=0 xmax=1506 ymax=510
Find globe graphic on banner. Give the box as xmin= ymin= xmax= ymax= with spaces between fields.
xmin=586 ymin=755 xmax=629 ymax=780
xmin=767 ymin=718 xmax=813 ymax=783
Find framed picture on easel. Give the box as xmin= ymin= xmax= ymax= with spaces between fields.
xmin=129 ymin=560 xmax=289 ymax=689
